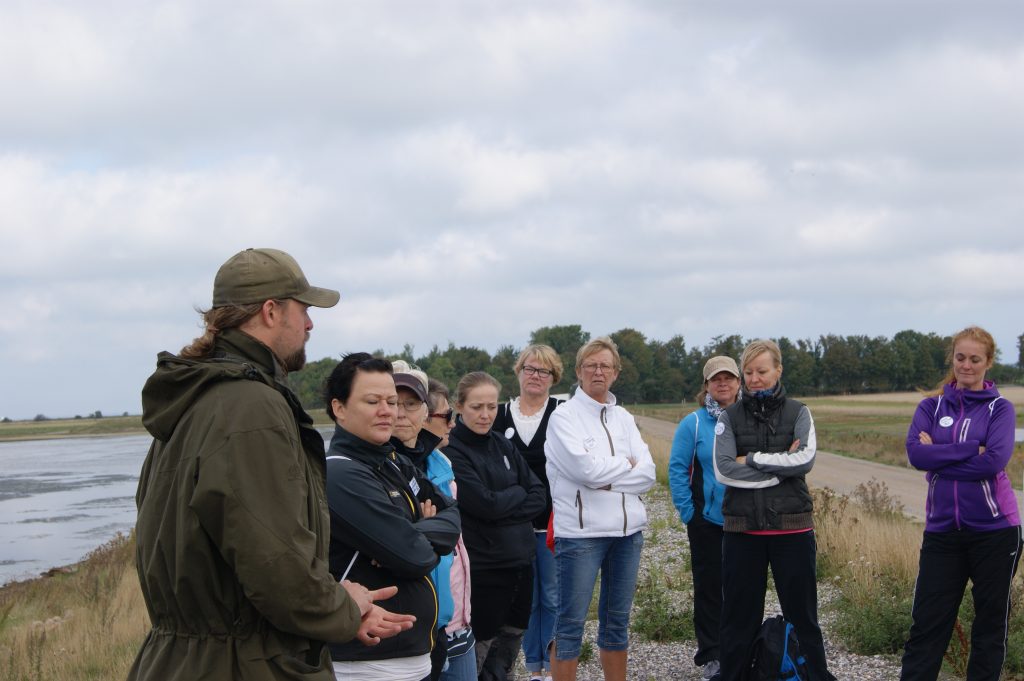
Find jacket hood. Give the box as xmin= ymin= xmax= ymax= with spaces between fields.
xmin=141 ymin=329 xmax=280 ymax=442
xmin=942 ymin=380 xmax=1001 ymax=403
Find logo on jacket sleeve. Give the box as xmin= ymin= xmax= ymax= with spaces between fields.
xmin=714 ymin=422 xmax=726 ymax=436
xmin=939 ymin=416 xmax=954 ymax=427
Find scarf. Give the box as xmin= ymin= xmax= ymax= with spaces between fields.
xmin=704 ymin=393 xmax=726 ymax=419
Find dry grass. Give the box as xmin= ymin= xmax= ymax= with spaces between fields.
xmin=0 ymin=533 xmax=148 ymax=681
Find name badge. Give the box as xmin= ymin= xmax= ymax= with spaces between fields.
xmin=409 ymin=477 xmax=421 ymax=495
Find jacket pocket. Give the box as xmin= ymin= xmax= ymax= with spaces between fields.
xmin=980 ymin=480 xmax=1000 ymax=518
xmin=927 ymin=475 xmax=938 ymax=519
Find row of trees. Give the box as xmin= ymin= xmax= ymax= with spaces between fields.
xmin=290 ymin=325 xmax=1024 ymax=409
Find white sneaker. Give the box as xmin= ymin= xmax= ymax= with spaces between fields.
xmin=701 ymin=659 xmax=721 ymax=680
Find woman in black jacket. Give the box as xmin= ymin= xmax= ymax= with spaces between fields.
xmin=324 ymin=353 xmax=462 ymax=681
xmin=444 ymin=371 xmax=546 ymax=681
xmin=490 ymin=344 xmax=563 ymax=681
xmin=712 ymin=339 xmax=835 ymax=681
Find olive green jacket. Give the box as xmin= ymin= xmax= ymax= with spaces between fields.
xmin=128 ymin=329 xmax=361 ymax=681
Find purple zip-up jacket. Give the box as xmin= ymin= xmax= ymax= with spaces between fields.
xmin=906 ymin=380 xmax=1020 ymax=533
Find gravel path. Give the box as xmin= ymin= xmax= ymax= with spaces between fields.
xmin=514 ymin=483 xmax=905 ymax=681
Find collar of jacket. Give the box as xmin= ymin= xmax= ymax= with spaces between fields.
xmin=739 ymin=381 xmax=787 ymax=432
xmin=571 ymin=387 xmax=618 ymax=414
xmin=451 ymin=418 xmax=496 ymax=447
xmin=391 ymin=429 xmax=443 ymax=470
xmin=942 ymin=379 xmax=1000 ymax=403
xmin=215 ymin=328 xmax=287 ymax=384
xmin=328 ymin=424 xmax=396 ymax=465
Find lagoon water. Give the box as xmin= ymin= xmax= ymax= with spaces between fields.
xmin=0 ymin=434 xmax=148 ymax=585
xmin=0 ymin=430 xmax=336 ymax=586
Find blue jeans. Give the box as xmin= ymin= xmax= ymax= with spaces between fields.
xmin=438 ymin=647 xmax=477 ymax=681
xmin=553 ymin=532 xmax=643 ymax=660
xmin=523 ymin=531 xmax=557 ymax=672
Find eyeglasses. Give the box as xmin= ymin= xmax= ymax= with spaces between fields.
xmin=396 ymin=398 xmax=424 ymax=412
xmin=521 ymin=365 xmax=554 ymax=378
xmin=581 ymin=362 xmax=616 ymax=374
xmin=430 ymin=409 xmax=455 ymax=423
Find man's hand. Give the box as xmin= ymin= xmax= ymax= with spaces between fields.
xmin=341 ymin=581 xmax=398 ymax=617
xmin=918 ymin=431 xmax=933 ymax=445
xmin=420 ymin=499 xmax=437 ymax=518
xmin=356 ymin=604 xmax=416 ymax=646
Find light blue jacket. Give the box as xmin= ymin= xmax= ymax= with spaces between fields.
xmin=669 ymin=407 xmax=725 ymax=526
xmin=426 ymin=450 xmax=456 ymax=628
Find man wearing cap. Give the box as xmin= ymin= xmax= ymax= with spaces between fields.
xmin=128 ymin=248 xmax=414 ymax=681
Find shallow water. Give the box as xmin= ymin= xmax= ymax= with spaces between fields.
xmin=0 ymin=430 xmax=336 ymax=586
xmin=0 ymin=434 xmax=148 ymax=585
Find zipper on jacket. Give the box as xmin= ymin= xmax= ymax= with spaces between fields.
xmin=575 ymin=489 xmax=584 ymax=529
xmin=954 ymin=480 xmax=960 ymax=530
xmin=600 ymin=407 xmax=615 ymax=456
xmin=424 ymin=575 xmax=438 ymax=648
xmin=927 ymin=476 xmax=937 ymax=519
xmin=981 ymin=480 xmax=1000 ymax=517
xmin=621 ymin=493 xmax=627 ymax=535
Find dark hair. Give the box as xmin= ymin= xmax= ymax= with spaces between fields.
xmin=323 ymin=352 xmax=393 ymax=420
xmin=179 ymin=303 xmax=264 ymax=359
xmin=426 ymin=378 xmax=450 ymax=414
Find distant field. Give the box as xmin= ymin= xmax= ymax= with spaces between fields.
xmin=0 ymin=415 xmax=147 ymax=441
xmin=0 ymin=413 xmax=339 ymax=442
xmin=632 ymin=388 xmax=1024 ymax=489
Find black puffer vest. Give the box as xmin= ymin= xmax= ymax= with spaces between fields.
xmin=721 ymin=385 xmax=814 ymax=532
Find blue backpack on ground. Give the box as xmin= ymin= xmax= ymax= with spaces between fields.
xmin=744 ymin=615 xmax=810 ymax=681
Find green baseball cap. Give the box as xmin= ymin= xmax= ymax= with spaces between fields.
xmin=212 ymin=248 xmax=340 ymax=308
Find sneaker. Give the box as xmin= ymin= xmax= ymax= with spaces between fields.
xmin=701 ymin=659 xmax=721 ymax=680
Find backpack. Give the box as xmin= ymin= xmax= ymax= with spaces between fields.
xmin=744 ymin=615 xmax=810 ymax=681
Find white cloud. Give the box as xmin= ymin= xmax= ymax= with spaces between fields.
xmin=1 ymin=1 xmax=1023 ymax=418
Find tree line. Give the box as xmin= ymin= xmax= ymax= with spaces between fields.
xmin=289 ymin=325 xmax=1024 ymax=410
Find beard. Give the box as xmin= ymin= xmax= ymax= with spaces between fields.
xmin=280 ymin=346 xmax=307 ymax=372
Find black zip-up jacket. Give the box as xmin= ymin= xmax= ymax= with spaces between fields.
xmin=492 ymin=397 xmax=562 ymax=530
xmin=443 ymin=419 xmax=546 ymax=569
xmin=325 ymin=425 xmax=461 ymax=662
xmin=715 ymin=383 xmax=816 ymax=532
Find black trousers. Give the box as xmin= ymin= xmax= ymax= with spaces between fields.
xmin=900 ymin=525 xmax=1022 ymax=681
xmin=719 ymin=531 xmax=834 ymax=681
xmin=687 ymin=518 xmax=723 ymax=666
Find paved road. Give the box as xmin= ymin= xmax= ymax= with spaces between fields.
xmin=635 ymin=414 xmax=1024 ymax=521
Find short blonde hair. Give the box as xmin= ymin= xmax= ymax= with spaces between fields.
xmin=740 ymin=339 xmax=782 ymax=372
xmin=575 ymin=336 xmax=621 ymax=373
xmin=514 ymin=344 xmax=564 ymax=384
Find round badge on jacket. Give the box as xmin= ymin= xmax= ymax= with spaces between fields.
xmin=504 ymin=427 xmax=515 ymax=439
xmin=939 ymin=416 xmax=954 ymax=427
xmin=714 ymin=422 xmax=726 ymax=435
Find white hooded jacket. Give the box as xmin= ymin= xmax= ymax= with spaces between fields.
xmin=545 ymin=389 xmax=656 ymax=538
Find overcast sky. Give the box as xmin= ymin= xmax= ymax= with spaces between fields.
xmin=1 ymin=1 xmax=1022 ymax=420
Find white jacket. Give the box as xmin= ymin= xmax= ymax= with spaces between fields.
xmin=545 ymin=389 xmax=656 ymax=538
